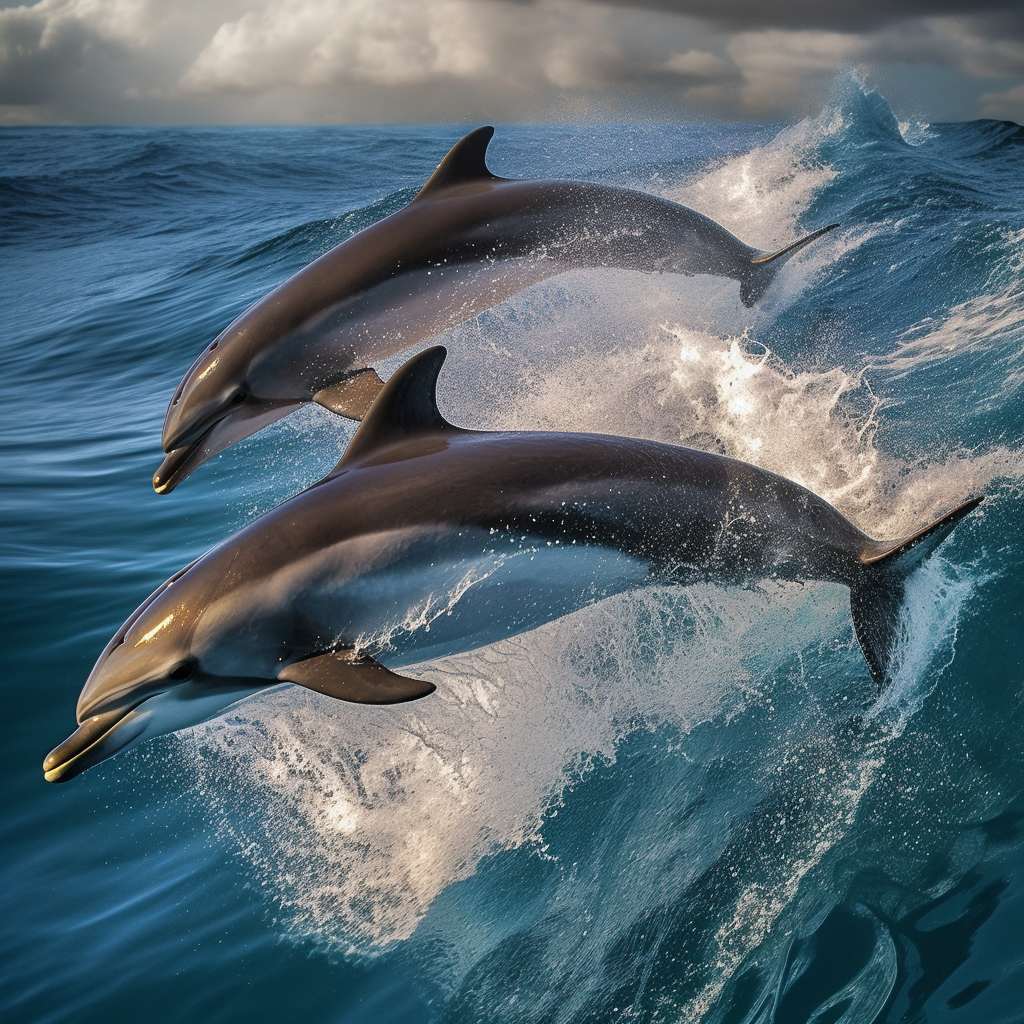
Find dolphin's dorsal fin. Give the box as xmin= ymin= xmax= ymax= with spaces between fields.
xmin=413 ymin=126 xmax=502 ymax=200
xmin=332 ymin=346 xmax=467 ymax=471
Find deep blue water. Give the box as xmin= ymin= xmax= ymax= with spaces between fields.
xmin=3 ymin=82 xmax=1023 ymax=1023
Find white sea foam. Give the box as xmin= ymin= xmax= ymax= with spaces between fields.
xmin=869 ymin=227 xmax=1024 ymax=388
xmin=445 ymin=304 xmax=1023 ymax=537
xmin=657 ymin=106 xmax=880 ymax=327
xmin=666 ymin=122 xmax=838 ymax=250
xmin=897 ymin=120 xmax=938 ymax=147
xmin=478 ymin=324 xmax=883 ymax=512
xmin=193 ymin=577 xmax=854 ymax=956
xmin=868 ymin=554 xmax=989 ymax=728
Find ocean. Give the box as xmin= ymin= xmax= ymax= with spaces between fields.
xmin=2 ymin=80 xmax=1022 ymax=1023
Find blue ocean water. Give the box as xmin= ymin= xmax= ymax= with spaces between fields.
xmin=2 ymin=81 xmax=1023 ymax=1023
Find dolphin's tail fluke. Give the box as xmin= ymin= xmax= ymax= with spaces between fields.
xmin=849 ymin=497 xmax=983 ymax=686
xmin=740 ymin=223 xmax=840 ymax=306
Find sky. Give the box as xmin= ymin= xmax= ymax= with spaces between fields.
xmin=1 ymin=0 xmax=1023 ymax=125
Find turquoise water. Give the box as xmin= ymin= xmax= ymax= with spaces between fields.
xmin=2 ymin=82 xmax=1023 ymax=1022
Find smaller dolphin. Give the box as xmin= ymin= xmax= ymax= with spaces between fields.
xmin=154 ymin=126 xmax=838 ymax=493
xmin=48 ymin=348 xmax=978 ymax=784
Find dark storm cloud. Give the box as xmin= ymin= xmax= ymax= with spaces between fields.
xmin=565 ymin=0 xmax=1024 ymax=32
xmin=0 ymin=4 xmax=98 ymax=103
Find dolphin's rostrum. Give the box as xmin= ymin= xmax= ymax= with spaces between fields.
xmin=154 ymin=126 xmax=838 ymax=493
xmin=47 ymin=347 xmax=979 ymax=784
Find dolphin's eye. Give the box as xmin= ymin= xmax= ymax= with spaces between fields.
xmin=230 ymin=388 xmax=247 ymax=405
xmin=169 ymin=659 xmax=197 ymax=681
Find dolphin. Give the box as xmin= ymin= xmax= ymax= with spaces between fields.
xmin=47 ymin=347 xmax=979 ymax=784
xmin=154 ymin=126 xmax=838 ymax=493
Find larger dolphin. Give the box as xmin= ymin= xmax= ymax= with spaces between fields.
xmin=154 ymin=127 xmax=838 ymax=493
xmin=48 ymin=348 xmax=979 ymax=784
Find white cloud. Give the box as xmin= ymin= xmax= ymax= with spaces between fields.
xmin=0 ymin=0 xmax=246 ymax=117
xmin=926 ymin=16 xmax=1024 ymax=79
xmin=0 ymin=0 xmax=147 ymax=102
xmin=180 ymin=0 xmax=494 ymax=92
xmin=176 ymin=0 xmax=645 ymax=97
xmin=664 ymin=48 xmax=733 ymax=79
xmin=725 ymin=30 xmax=871 ymax=114
xmin=21 ymin=0 xmax=155 ymax=48
xmin=978 ymin=81 xmax=1024 ymax=118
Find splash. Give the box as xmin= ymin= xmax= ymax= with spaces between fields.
xmin=462 ymin=314 xmax=1019 ymax=538
xmin=665 ymin=119 xmax=838 ymax=249
xmin=868 ymin=554 xmax=989 ymax=728
xmin=187 ymin=299 xmax=1006 ymax=965
xmin=192 ymin=577 xmax=856 ymax=956
xmin=498 ymin=326 xmax=882 ymax=511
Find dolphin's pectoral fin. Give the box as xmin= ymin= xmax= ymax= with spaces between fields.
xmin=413 ymin=126 xmax=504 ymax=201
xmin=313 ymin=368 xmax=386 ymax=421
xmin=278 ymin=650 xmax=437 ymax=704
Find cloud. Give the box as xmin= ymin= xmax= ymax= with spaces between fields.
xmin=1 ymin=0 xmax=1023 ymax=124
xmin=174 ymin=0 xmax=1024 ymax=121
xmin=0 ymin=0 xmax=148 ymax=105
xmin=180 ymin=0 xmax=492 ymax=92
xmin=723 ymin=29 xmax=871 ymax=114
xmin=178 ymin=0 xmax=649 ymax=97
xmin=582 ymin=0 xmax=1024 ymax=33
xmin=663 ymin=49 xmax=734 ymax=79
xmin=978 ymin=81 xmax=1024 ymax=118
xmin=175 ymin=0 xmax=723 ymax=116
xmin=930 ymin=15 xmax=1024 ymax=78
xmin=674 ymin=15 xmax=1024 ymax=118
xmin=0 ymin=0 xmax=253 ymax=120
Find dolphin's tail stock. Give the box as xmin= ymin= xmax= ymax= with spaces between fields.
xmin=739 ymin=223 xmax=840 ymax=306
xmin=849 ymin=497 xmax=984 ymax=686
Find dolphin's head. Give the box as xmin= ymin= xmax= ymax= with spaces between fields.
xmin=43 ymin=563 xmax=267 ymax=783
xmin=154 ymin=324 xmax=301 ymax=494
xmin=162 ymin=326 xmax=255 ymax=455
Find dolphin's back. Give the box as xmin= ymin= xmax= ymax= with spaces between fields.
xmin=241 ymin=348 xmax=874 ymax=595
xmin=334 ymin=431 xmax=864 ymax=577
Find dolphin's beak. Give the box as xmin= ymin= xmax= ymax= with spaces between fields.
xmin=43 ymin=704 xmax=150 ymax=783
xmin=153 ymin=427 xmax=216 ymax=494
xmin=46 ymin=680 xmax=271 ymax=782
xmin=154 ymin=400 xmax=301 ymax=493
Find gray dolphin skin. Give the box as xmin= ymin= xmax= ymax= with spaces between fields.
xmin=154 ymin=126 xmax=838 ymax=494
xmin=47 ymin=347 xmax=979 ymax=784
